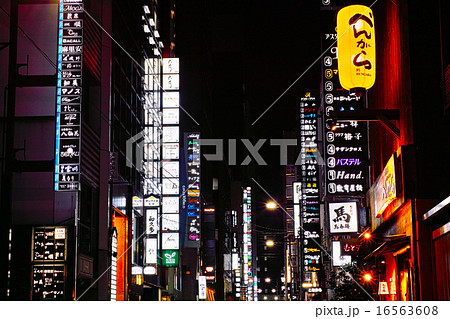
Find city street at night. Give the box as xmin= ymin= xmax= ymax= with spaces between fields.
xmin=0 ymin=0 xmax=450 ymax=315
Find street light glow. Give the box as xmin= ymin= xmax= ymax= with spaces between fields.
xmin=364 ymin=232 xmax=372 ymax=239
xmin=265 ymin=277 xmax=271 ymax=283
xmin=363 ymin=273 xmax=372 ymax=282
xmin=266 ymin=239 xmax=275 ymax=247
xmin=266 ymin=201 xmax=277 ymax=209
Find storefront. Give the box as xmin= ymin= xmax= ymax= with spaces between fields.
xmin=365 ymin=146 xmax=435 ymax=301
xmin=423 ymin=196 xmax=450 ymax=300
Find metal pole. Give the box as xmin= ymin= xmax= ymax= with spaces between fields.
xmin=285 ymin=236 xmax=288 ymax=301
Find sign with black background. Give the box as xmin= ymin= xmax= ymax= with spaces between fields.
xmin=321 ymin=8 xmax=369 ymax=196
xmin=55 ymin=0 xmax=84 ymax=191
xmin=32 ymin=227 xmax=67 ymax=300
xmin=299 ymin=95 xmax=323 ymax=273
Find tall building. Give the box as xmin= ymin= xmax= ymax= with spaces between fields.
xmin=319 ymin=0 xmax=450 ymax=301
xmin=0 ymin=0 xmax=177 ymax=301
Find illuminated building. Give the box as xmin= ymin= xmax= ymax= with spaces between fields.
xmin=0 ymin=0 xmax=176 ymax=300
xmin=321 ymin=0 xmax=450 ymax=301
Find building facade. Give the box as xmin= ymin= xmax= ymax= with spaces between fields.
xmin=0 ymin=0 xmax=180 ymax=301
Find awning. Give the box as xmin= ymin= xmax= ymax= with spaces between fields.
xmin=364 ymin=235 xmax=410 ymax=260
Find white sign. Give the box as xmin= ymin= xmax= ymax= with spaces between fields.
xmin=163 ymin=108 xmax=179 ymax=125
xmin=293 ymin=182 xmax=302 ymax=204
xmin=144 ymin=196 xmax=160 ymax=207
xmin=163 ymin=126 xmax=179 ymax=143
xmin=163 ymin=58 xmax=179 ymax=74
xmin=55 ymin=228 xmax=66 ymax=239
xmin=132 ymin=196 xmax=143 ymax=208
xmin=162 ymin=143 xmax=179 ymax=160
xmin=294 ymin=205 xmax=301 ymax=238
xmin=332 ymin=241 xmax=351 ymax=266
xmin=199 ymin=276 xmax=207 ymax=299
xmin=146 ymin=209 xmax=158 ymax=235
xmin=132 ymin=266 xmax=143 ymax=275
xmin=162 ymin=196 xmax=179 ymax=214
xmin=329 ymin=202 xmax=358 ymax=233
xmin=162 ymin=74 xmax=179 ymax=90
xmin=162 ymin=178 xmax=179 ymax=195
xmin=378 ymin=281 xmax=390 ymax=295
xmin=162 ymin=161 xmax=179 ymax=178
xmin=144 ymin=266 xmax=156 ymax=275
xmin=162 ymin=213 xmax=179 ymax=231
xmin=162 ymin=92 xmax=179 ymax=108
xmin=232 ymin=253 xmax=239 ymax=270
xmin=145 ymin=238 xmax=158 ymax=264
xmin=162 ymin=232 xmax=179 ymax=250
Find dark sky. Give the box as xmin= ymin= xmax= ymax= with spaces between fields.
xmin=177 ymin=0 xmax=322 ymax=203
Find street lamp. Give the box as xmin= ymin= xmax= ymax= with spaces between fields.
xmin=266 ymin=201 xmax=277 ymax=209
xmin=363 ymin=273 xmax=372 ymax=282
xmin=264 ymin=200 xmax=295 ymax=301
xmin=265 ymin=239 xmax=275 ymax=247
xmin=265 ymin=277 xmax=271 ymax=283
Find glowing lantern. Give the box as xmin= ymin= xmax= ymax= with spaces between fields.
xmin=337 ymin=5 xmax=376 ymax=91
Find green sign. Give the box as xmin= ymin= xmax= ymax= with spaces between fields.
xmin=162 ymin=250 xmax=179 ymax=267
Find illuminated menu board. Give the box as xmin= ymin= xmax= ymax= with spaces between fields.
xmin=185 ymin=132 xmax=201 ymax=247
xmin=321 ymin=14 xmax=369 ymax=196
xmin=299 ymin=95 xmax=322 ymax=273
xmin=55 ymin=0 xmax=84 ymax=191
xmin=32 ymin=264 xmax=65 ymax=300
xmin=32 ymin=227 xmax=67 ymax=262
xmin=32 ymin=227 xmax=67 ymax=300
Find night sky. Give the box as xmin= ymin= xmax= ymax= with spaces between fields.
xmin=177 ymin=0 xmax=322 ymax=204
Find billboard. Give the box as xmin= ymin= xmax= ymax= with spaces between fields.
xmin=54 ymin=0 xmax=84 ymax=191
xmin=185 ymin=133 xmax=201 ymax=246
xmin=329 ymin=202 xmax=358 ymax=233
xmin=322 ymin=10 xmax=369 ymax=196
xmin=299 ymin=94 xmax=322 ymax=273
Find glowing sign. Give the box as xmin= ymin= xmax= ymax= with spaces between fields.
xmin=378 ymin=281 xmax=389 ymax=295
xmin=337 ymin=5 xmax=376 ymax=90
xmin=145 ymin=238 xmax=157 ymax=264
xmin=55 ymin=0 xmax=84 ymax=191
xmin=162 ymin=250 xmax=179 ymax=267
xmin=199 ymin=276 xmax=207 ymax=299
xmin=329 ymin=202 xmax=358 ymax=233
xmin=373 ymin=154 xmax=397 ymax=216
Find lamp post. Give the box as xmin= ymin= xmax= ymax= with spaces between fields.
xmin=265 ymin=200 xmax=294 ymax=301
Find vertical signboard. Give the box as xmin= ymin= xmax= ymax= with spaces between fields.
xmin=111 ymin=229 xmax=118 ymax=300
xmin=55 ymin=0 xmax=83 ymax=191
xmin=198 ymin=275 xmax=207 ymax=300
xmin=337 ymin=5 xmax=376 ymax=91
xmin=185 ymin=133 xmax=201 ymax=247
xmin=144 ymin=196 xmax=159 ymax=273
xmin=322 ymin=9 xmax=369 ymax=196
xmin=299 ymin=95 xmax=322 ymax=274
xmin=160 ymin=58 xmax=180 ymax=266
xmin=32 ymin=227 xmax=67 ymax=300
xmin=242 ymin=187 xmax=253 ymax=300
